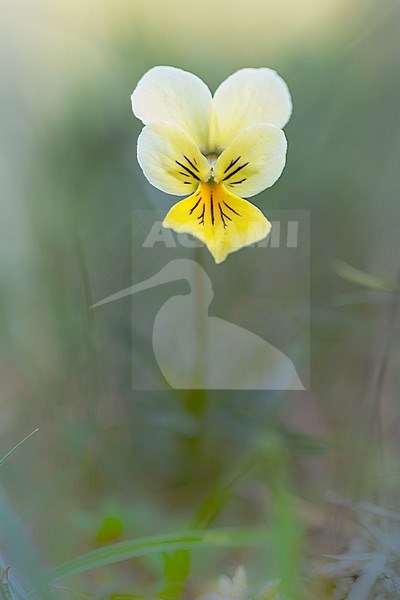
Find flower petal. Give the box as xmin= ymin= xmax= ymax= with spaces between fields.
xmin=211 ymin=68 xmax=292 ymax=149
xmin=132 ymin=66 xmax=213 ymax=150
xmin=214 ymin=123 xmax=287 ymax=198
xmin=137 ymin=121 xmax=211 ymax=195
xmin=232 ymin=566 xmax=247 ymax=596
xmin=163 ymin=182 xmax=271 ymax=264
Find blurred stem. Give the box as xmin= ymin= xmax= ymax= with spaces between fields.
xmin=365 ymin=268 xmax=400 ymax=505
xmin=190 ymin=453 xmax=260 ymax=529
xmin=162 ymin=248 xmax=208 ymax=600
xmin=194 ymin=245 xmax=207 ymax=389
xmin=368 ymin=268 xmax=400 ymax=440
xmin=268 ymin=442 xmax=303 ymax=600
xmin=180 ymin=247 xmax=208 ymax=456
xmin=75 ymin=236 xmax=105 ymax=494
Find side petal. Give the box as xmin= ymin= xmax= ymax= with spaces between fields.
xmin=137 ymin=121 xmax=211 ymax=195
xmin=132 ymin=66 xmax=213 ymax=151
xmin=212 ymin=67 xmax=292 ymax=149
xmin=163 ymin=182 xmax=271 ymax=264
xmin=214 ymin=123 xmax=287 ymax=198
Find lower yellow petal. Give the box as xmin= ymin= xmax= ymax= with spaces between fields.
xmin=163 ymin=182 xmax=271 ymax=264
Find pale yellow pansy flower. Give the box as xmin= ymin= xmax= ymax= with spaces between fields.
xmin=132 ymin=66 xmax=292 ymax=263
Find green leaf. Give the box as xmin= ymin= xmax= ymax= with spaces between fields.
xmin=46 ymin=528 xmax=269 ymax=584
xmin=333 ymin=260 xmax=399 ymax=292
xmin=160 ymin=549 xmax=190 ymax=599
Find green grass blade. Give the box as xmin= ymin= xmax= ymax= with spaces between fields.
xmin=0 ymin=429 xmax=39 ymax=468
xmin=333 ymin=260 xmax=399 ymax=292
xmin=46 ymin=528 xmax=269 ymax=584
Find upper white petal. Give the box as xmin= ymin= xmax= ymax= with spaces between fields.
xmin=132 ymin=66 xmax=213 ymax=151
xmin=211 ymin=67 xmax=292 ymax=150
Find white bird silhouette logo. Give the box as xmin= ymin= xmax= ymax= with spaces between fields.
xmin=92 ymin=259 xmax=305 ymax=390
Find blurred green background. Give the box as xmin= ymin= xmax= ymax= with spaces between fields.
xmin=1 ymin=0 xmax=400 ymax=597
